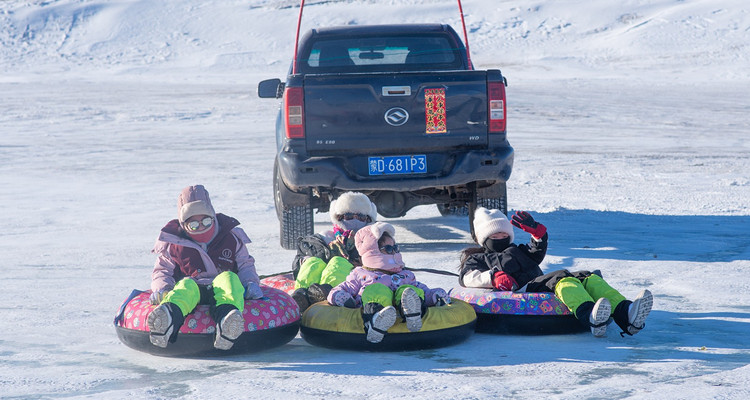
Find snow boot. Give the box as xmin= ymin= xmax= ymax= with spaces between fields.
xmin=400 ymin=287 xmax=423 ymax=332
xmin=213 ymin=305 xmax=245 ymax=350
xmin=363 ymin=303 xmax=397 ymax=344
xmin=292 ymin=288 xmax=312 ymax=313
xmin=307 ymin=283 xmax=333 ymax=304
xmin=613 ymin=289 xmax=653 ymax=336
xmin=576 ymin=298 xmax=611 ymax=337
xmin=148 ymin=302 xmax=183 ymax=348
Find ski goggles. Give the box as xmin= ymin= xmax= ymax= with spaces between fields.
xmin=184 ymin=216 xmax=214 ymax=232
xmin=338 ymin=213 xmax=371 ymax=222
xmin=379 ymin=244 xmax=400 ymax=254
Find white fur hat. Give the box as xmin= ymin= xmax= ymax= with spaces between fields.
xmin=473 ymin=207 xmax=514 ymax=245
xmin=329 ymin=192 xmax=378 ymax=224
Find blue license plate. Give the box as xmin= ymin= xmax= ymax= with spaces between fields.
xmin=368 ymin=155 xmax=427 ymax=175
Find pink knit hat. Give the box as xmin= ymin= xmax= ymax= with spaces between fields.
xmin=177 ymin=185 xmax=216 ymax=223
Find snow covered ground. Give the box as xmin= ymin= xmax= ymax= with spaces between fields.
xmin=1 ymin=0 xmax=749 ymax=399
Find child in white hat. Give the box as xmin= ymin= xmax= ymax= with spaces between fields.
xmin=291 ymin=191 xmax=378 ymax=312
xmin=459 ymin=207 xmax=653 ymax=337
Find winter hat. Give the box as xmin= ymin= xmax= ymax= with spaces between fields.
xmin=473 ymin=207 xmax=514 ymax=246
xmin=177 ymin=185 xmax=216 ymax=223
xmin=329 ymin=192 xmax=378 ymax=225
xmin=355 ymin=222 xmax=405 ymax=273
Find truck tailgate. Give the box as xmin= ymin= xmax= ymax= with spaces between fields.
xmin=303 ymin=71 xmax=490 ymax=155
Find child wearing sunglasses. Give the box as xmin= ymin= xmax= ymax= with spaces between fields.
xmin=458 ymin=207 xmax=653 ymax=337
xmin=327 ymin=222 xmax=451 ymax=343
xmin=291 ymin=191 xmax=378 ymax=312
xmin=148 ymin=185 xmax=263 ymax=350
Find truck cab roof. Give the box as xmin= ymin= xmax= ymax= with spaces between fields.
xmin=309 ymin=23 xmax=457 ymax=37
xmin=295 ymin=24 xmax=469 ymax=74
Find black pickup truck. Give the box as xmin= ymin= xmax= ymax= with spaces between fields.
xmin=258 ymin=23 xmax=513 ymax=249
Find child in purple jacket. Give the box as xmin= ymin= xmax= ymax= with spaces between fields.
xmin=148 ymin=185 xmax=263 ymax=350
xmin=327 ymin=222 xmax=451 ymax=343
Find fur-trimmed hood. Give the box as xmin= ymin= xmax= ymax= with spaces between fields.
xmin=354 ymin=222 xmax=404 ymax=273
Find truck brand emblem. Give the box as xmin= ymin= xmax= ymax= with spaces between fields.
xmin=384 ymin=107 xmax=409 ymax=126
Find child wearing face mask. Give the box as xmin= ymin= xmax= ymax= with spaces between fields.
xmin=458 ymin=208 xmax=653 ymax=338
xmin=148 ymin=185 xmax=263 ymax=350
xmin=291 ymin=192 xmax=378 ymax=312
xmin=327 ymin=222 xmax=451 ymax=343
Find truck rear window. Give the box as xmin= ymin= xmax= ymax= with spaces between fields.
xmin=302 ymin=35 xmax=463 ymax=72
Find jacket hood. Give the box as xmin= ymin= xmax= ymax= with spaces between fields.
xmin=177 ymin=184 xmax=216 ymax=223
xmin=354 ymin=222 xmax=404 ymax=272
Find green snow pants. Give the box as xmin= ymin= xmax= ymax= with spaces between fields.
xmin=554 ymin=274 xmax=626 ymax=315
xmin=161 ymin=271 xmax=246 ymax=316
xmin=360 ymin=283 xmax=425 ymax=308
xmin=294 ymin=256 xmax=354 ymax=289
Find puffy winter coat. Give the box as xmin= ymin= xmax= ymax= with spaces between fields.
xmin=459 ymin=233 xmax=548 ymax=290
xmin=291 ymin=225 xmax=364 ymax=279
xmin=327 ymin=222 xmax=443 ymax=307
xmin=151 ymin=213 xmax=260 ymax=293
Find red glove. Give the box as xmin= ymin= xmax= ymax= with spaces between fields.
xmin=492 ymin=271 xmax=518 ymax=291
xmin=511 ymin=211 xmax=547 ymax=239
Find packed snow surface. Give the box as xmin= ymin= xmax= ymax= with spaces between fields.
xmin=1 ymin=0 xmax=749 ymax=399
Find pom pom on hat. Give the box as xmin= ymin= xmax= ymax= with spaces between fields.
xmin=329 ymin=192 xmax=378 ymax=224
xmin=473 ymin=207 xmax=514 ymax=245
xmin=177 ymin=185 xmax=216 ymax=223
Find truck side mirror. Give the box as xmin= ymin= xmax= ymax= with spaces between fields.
xmin=258 ymin=78 xmax=284 ymax=99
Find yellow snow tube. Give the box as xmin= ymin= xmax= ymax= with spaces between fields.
xmin=300 ymin=299 xmax=476 ymax=351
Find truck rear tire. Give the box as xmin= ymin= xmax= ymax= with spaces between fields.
xmin=274 ymin=162 xmax=314 ymax=250
xmin=437 ymin=203 xmax=468 ymax=216
xmin=468 ymin=183 xmax=508 ymax=243
xmin=279 ymin=202 xmax=314 ymax=250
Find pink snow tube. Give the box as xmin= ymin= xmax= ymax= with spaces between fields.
xmin=114 ymin=285 xmax=300 ymax=357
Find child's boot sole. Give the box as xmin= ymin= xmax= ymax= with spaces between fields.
xmin=627 ymin=290 xmax=653 ymax=335
xmin=401 ymin=287 xmax=423 ymax=332
xmin=147 ymin=304 xmax=174 ymax=348
xmin=214 ymin=309 xmax=245 ymax=350
xmin=366 ymin=306 xmax=397 ymax=344
xmin=590 ymin=297 xmax=611 ymax=337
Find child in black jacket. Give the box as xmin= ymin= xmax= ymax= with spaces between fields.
xmin=459 ymin=207 xmax=653 ymax=337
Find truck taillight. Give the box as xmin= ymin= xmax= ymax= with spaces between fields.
xmin=488 ymin=81 xmax=506 ymax=133
xmin=285 ymin=87 xmax=305 ymax=138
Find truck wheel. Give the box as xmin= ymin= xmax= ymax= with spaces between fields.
xmin=437 ymin=203 xmax=468 ymax=216
xmin=468 ymin=183 xmax=508 ymax=243
xmin=274 ymin=162 xmax=314 ymax=250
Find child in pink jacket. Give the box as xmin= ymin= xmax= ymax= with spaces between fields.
xmin=148 ymin=185 xmax=263 ymax=351
xmin=327 ymin=222 xmax=450 ymax=343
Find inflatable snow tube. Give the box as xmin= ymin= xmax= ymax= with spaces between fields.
xmin=450 ymin=287 xmax=587 ymax=335
xmin=260 ymin=272 xmax=296 ymax=295
xmin=299 ymin=300 xmax=476 ymax=351
xmin=114 ymin=286 xmax=300 ymax=357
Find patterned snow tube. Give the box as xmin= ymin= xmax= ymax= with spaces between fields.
xmin=114 ymin=286 xmax=300 ymax=357
xmin=450 ymin=287 xmax=587 ymax=335
xmin=299 ymin=300 xmax=476 ymax=351
xmin=260 ymin=272 xmax=296 ymax=295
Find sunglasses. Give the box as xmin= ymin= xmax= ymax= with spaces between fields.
xmin=379 ymin=244 xmax=400 ymax=254
xmin=338 ymin=213 xmax=370 ymax=222
xmin=184 ymin=216 xmax=214 ymax=232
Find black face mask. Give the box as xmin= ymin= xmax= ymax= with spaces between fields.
xmin=484 ymin=237 xmax=511 ymax=253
